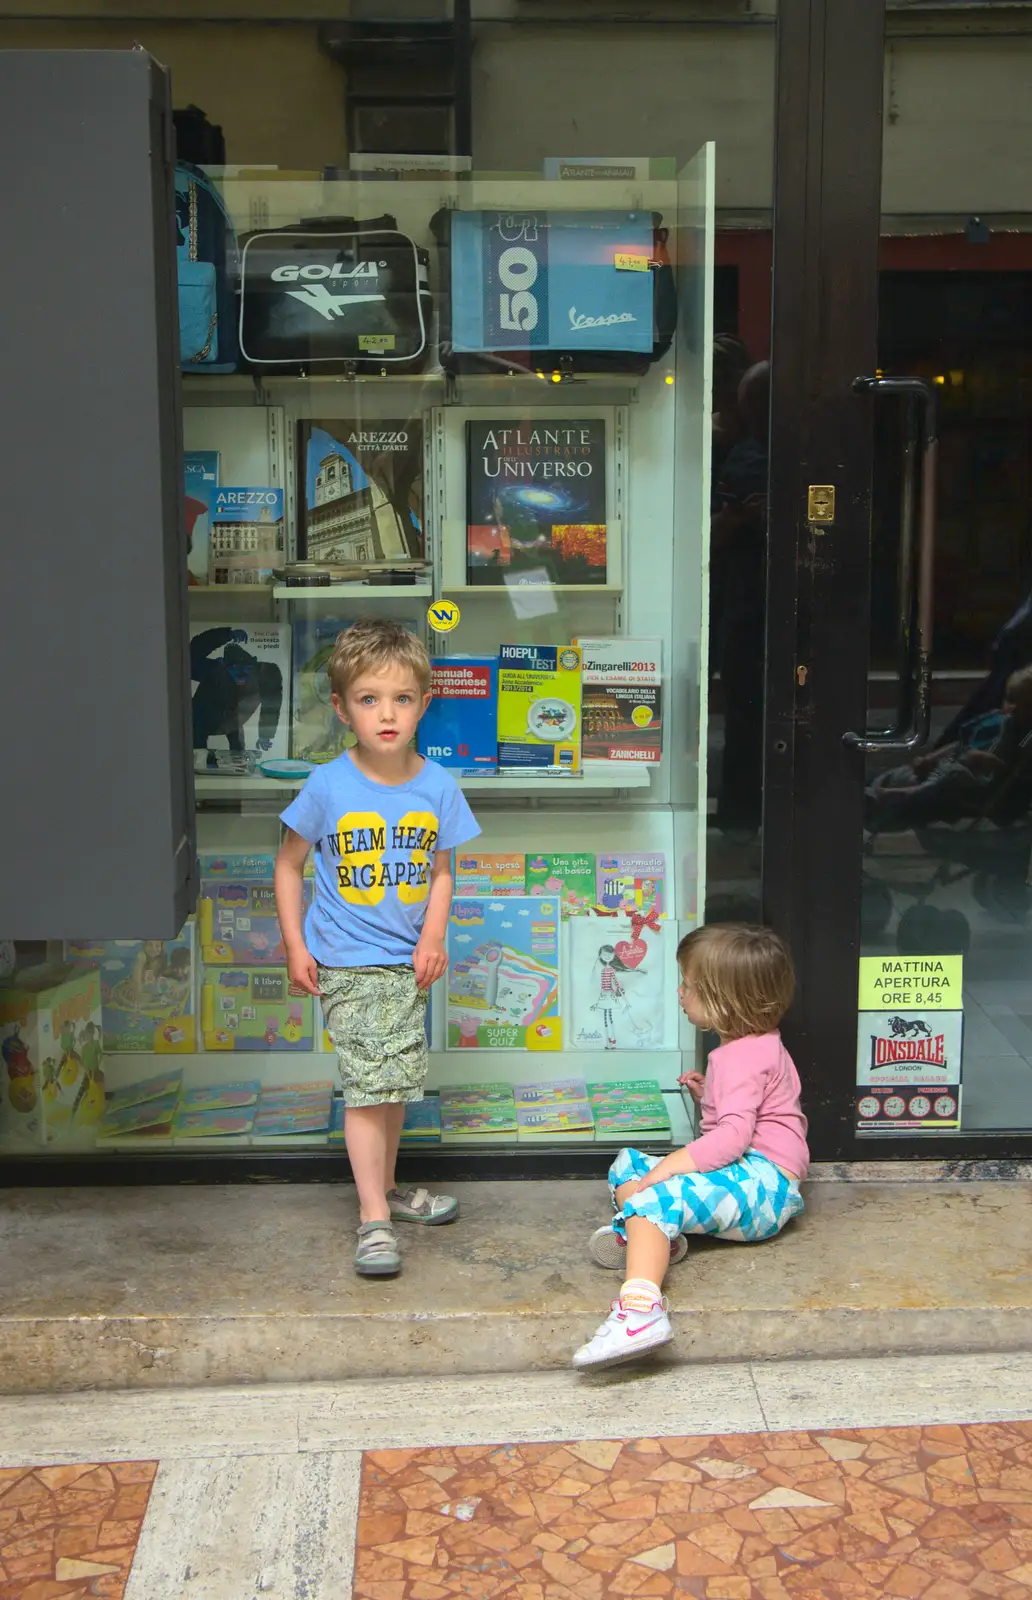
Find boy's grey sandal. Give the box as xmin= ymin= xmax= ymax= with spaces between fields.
xmin=588 ymin=1224 xmax=689 ymax=1270
xmin=388 ymin=1185 xmax=459 ymax=1225
xmin=355 ymin=1220 xmax=401 ymax=1276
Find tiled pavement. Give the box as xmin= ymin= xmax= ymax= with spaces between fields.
xmin=0 ymin=1463 xmax=157 ymax=1600
xmin=6 ymin=1355 xmax=1032 ymax=1598
xmin=355 ymin=1426 xmax=1032 ymax=1599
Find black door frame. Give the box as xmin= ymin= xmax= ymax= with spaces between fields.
xmin=766 ymin=0 xmax=1032 ymax=1161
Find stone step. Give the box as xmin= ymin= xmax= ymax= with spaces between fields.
xmin=2 ymin=1177 xmax=1029 ymax=1394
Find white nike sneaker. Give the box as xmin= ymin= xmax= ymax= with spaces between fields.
xmin=588 ymin=1225 xmax=689 ymax=1271
xmin=572 ymin=1297 xmax=673 ymax=1370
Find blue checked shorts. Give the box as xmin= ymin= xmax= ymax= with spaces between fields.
xmin=609 ymin=1145 xmax=804 ymax=1243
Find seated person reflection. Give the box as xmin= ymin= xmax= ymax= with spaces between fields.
xmin=866 ymin=667 xmax=1032 ymax=828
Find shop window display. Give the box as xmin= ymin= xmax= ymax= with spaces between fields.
xmin=0 ymin=153 xmax=715 ymax=1162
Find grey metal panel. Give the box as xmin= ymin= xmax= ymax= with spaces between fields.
xmin=0 ymin=49 xmax=196 ymax=940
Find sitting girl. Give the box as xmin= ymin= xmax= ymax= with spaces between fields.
xmin=573 ymin=922 xmax=809 ymax=1370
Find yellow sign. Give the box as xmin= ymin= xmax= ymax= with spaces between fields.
xmin=427 ymin=599 xmax=461 ymax=633
xmin=358 ymin=334 xmax=396 ymax=351
xmin=858 ymin=954 xmax=963 ymax=1011
xmin=631 ymin=704 xmax=654 ymax=727
xmin=614 ymin=253 xmax=650 ymax=273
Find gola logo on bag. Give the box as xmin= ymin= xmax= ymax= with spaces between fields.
xmin=284 ymin=285 xmax=386 ymax=322
xmin=269 ymin=261 xmax=386 ymax=282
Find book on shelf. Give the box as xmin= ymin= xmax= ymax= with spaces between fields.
xmin=63 ymin=930 xmax=196 ymax=1053
xmin=179 ymin=1081 xmax=262 ymax=1112
xmin=588 ymin=1079 xmax=672 ymax=1138
xmin=209 ymin=487 xmax=284 ymax=586
xmin=297 ymin=418 xmax=424 ymax=566
xmin=578 ymin=637 xmax=663 ymax=765
xmin=173 ymin=1107 xmax=255 ymax=1139
xmin=291 ymin=615 xmax=357 ymax=765
xmin=97 ymin=1091 xmax=179 ymax=1141
xmin=198 ymin=872 xmax=311 ymax=967
xmin=252 ymin=1080 xmax=335 ymax=1139
xmin=190 ymin=623 xmax=291 ymax=772
xmin=200 ymin=968 xmax=315 ymax=1052
xmin=440 ymin=1082 xmax=518 ymax=1143
xmin=103 ymin=1072 xmax=184 ymax=1116
xmin=569 ymin=916 xmax=678 ymax=1053
xmin=400 ymin=1097 xmax=442 ymax=1145
xmin=453 ymin=852 xmax=526 ymax=897
xmin=447 ymin=895 xmax=561 ymax=1051
xmin=514 ymin=1077 xmax=593 ymax=1142
xmin=525 ymin=853 xmax=598 ymax=916
xmin=595 ymin=853 xmax=666 ymax=918
xmin=417 ymin=655 xmax=498 ymax=776
xmin=497 ymin=645 xmax=582 ymax=774
xmin=183 ymin=451 xmax=218 ymax=587
xmin=466 ymin=419 xmax=608 ymax=586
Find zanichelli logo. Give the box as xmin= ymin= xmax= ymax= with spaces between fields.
xmin=568 ymin=307 xmax=637 ymax=331
xmin=285 ymin=286 xmax=386 ymax=323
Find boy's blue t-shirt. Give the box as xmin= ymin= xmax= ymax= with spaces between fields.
xmin=280 ymin=753 xmax=480 ymax=968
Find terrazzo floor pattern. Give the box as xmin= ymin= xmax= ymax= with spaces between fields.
xmin=8 ymin=1353 xmax=1032 ymax=1599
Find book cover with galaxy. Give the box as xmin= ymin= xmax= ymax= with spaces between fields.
xmin=466 ymin=419 xmax=607 ymax=585
xmin=297 ymin=419 xmax=424 ymax=565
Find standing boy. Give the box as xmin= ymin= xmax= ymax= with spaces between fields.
xmin=275 ymin=620 xmax=480 ymax=1277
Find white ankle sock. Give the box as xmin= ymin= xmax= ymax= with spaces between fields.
xmin=620 ymin=1278 xmax=662 ymax=1313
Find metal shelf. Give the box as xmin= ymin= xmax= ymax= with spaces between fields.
xmin=271 ymin=583 xmax=432 ymax=601
xmin=194 ymin=760 xmax=652 ymax=800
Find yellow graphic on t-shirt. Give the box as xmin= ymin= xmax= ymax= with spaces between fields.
xmin=332 ymin=811 xmax=388 ymax=906
xmin=329 ymin=809 xmax=440 ymax=907
xmin=395 ymin=810 xmax=439 ymax=906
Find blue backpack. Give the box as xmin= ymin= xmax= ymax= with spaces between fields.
xmin=174 ymin=163 xmax=240 ymax=373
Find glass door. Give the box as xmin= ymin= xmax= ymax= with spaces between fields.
xmin=767 ymin=0 xmax=1032 ymax=1157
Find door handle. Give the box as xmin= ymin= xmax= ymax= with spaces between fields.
xmin=843 ymin=375 xmax=938 ymax=753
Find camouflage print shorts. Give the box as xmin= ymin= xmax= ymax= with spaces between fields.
xmin=319 ymin=964 xmax=428 ymax=1108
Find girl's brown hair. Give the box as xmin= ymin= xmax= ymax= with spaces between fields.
xmin=676 ymin=923 xmax=795 ymax=1040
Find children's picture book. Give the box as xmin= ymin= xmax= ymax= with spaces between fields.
xmin=466 ymin=420 xmax=607 ymax=585
xmin=514 ymin=1077 xmax=593 ymax=1141
xmin=329 ymin=1099 xmax=346 ymax=1140
xmin=439 ymin=1082 xmax=518 ymax=1143
xmin=198 ymin=851 xmax=277 ymax=881
xmin=578 ymin=637 xmax=663 ymax=764
xmin=252 ymin=1080 xmax=334 ymax=1138
xmin=0 ymin=965 xmax=105 ymax=1147
xmin=454 ymin=853 xmax=526 ymax=897
xmin=291 ymin=615 xmax=356 ymax=765
xmin=200 ymin=968 xmax=314 ymax=1052
xmin=183 ymin=451 xmax=218 ymax=586
xmin=595 ymin=853 xmax=666 ymax=918
xmin=497 ymin=645 xmax=582 ymax=774
xmin=447 ymin=896 xmax=561 ymax=1050
xmin=97 ymin=1091 xmax=179 ymax=1140
xmin=209 ymin=487 xmax=284 ymax=586
xmin=190 ymin=623 xmax=291 ymax=772
xmin=174 ymin=1107 xmax=255 ymax=1139
xmin=525 ymin=853 xmax=597 ymax=916
xmin=588 ymin=1079 xmax=671 ymax=1137
xmin=104 ymin=1071 xmax=184 ymax=1115
xmin=198 ymin=874 xmax=310 ymax=967
xmin=569 ymin=915 xmax=678 ymax=1052
xmin=417 ymin=656 xmax=498 ymax=775
xmin=64 ymin=931 xmax=196 ymax=1053
xmin=297 ymin=419 xmax=424 ymax=565
xmin=179 ymin=1081 xmax=261 ymax=1112
xmin=400 ymin=1097 xmax=442 ymax=1145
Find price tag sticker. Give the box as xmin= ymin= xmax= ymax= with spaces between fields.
xmin=359 ymin=334 xmax=396 ymax=351
xmin=614 ymin=253 xmax=650 ymax=273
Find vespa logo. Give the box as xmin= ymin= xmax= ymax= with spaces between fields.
xmin=270 ymin=260 xmax=387 ymax=324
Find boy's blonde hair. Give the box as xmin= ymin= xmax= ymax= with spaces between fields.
xmin=676 ymin=922 xmax=795 ymax=1040
xmin=327 ymin=619 xmax=431 ymax=701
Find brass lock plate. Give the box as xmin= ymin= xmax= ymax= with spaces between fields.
xmin=808 ymin=484 xmax=835 ymax=524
